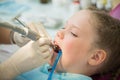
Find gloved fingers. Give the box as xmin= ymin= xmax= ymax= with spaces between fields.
xmin=28 ymin=22 xmax=52 ymax=40
xmin=27 ymin=22 xmax=39 ymax=33
xmin=32 ymin=37 xmax=50 ymax=48
xmin=11 ymin=31 xmax=30 ymax=47
xmin=38 ymin=45 xmax=50 ymax=52
xmin=38 ymin=37 xmax=51 ymax=46
xmin=34 ymin=22 xmax=51 ymax=40
xmin=40 ymin=50 xmax=52 ymax=59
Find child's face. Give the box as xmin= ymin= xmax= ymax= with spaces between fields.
xmin=49 ymin=10 xmax=97 ymax=74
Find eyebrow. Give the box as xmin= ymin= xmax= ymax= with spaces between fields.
xmin=66 ymin=21 xmax=81 ymax=30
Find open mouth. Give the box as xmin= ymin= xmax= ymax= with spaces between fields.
xmin=49 ymin=44 xmax=61 ymax=66
xmin=53 ymin=45 xmax=61 ymax=53
xmin=52 ymin=40 xmax=62 ymax=53
xmin=50 ymin=44 xmax=61 ymax=53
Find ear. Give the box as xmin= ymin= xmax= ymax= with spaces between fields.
xmin=88 ymin=50 xmax=107 ymax=66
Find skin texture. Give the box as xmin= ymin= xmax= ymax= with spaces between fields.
xmin=0 ymin=27 xmax=11 ymax=44
xmin=49 ymin=10 xmax=105 ymax=76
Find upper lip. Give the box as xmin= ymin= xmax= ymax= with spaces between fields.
xmin=53 ymin=40 xmax=61 ymax=52
xmin=53 ymin=40 xmax=58 ymax=46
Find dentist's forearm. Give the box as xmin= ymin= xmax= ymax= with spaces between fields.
xmin=0 ymin=60 xmax=20 ymax=80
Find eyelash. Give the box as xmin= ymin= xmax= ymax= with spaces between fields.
xmin=61 ymin=27 xmax=78 ymax=37
xmin=71 ymin=32 xmax=78 ymax=37
xmin=61 ymin=28 xmax=65 ymax=29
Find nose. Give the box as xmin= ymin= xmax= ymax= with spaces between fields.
xmin=56 ymin=29 xmax=64 ymax=39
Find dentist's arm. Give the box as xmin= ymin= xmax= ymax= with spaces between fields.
xmin=0 ymin=22 xmax=52 ymax=80
xmin=0 ymin=37 xmax=52 ymax=80
xmin=0 ymin=27 xmax=11 ymax=44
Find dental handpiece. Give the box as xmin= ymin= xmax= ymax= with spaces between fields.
xmin=0 ymin=21 xmax=59 ymax=52
xmin=0 ymin=21 xmax=40 ymax=41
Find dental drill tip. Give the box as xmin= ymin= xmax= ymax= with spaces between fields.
xmin=50 ymin=44 xmax=60 ymax=53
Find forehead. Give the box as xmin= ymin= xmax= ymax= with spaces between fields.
xmin=67 ymin=10 xmax=95 ymax=34
xmin=68 ymin=10 xmax=91 ymax=27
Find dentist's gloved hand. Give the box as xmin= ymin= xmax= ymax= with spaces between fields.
xmin=0 ymin=22 xmax=52 ymax=80
xmin=10 ymin=22 xmax=51 ymax=47
xmin=10 ymin=31 xmax=30 ymax=47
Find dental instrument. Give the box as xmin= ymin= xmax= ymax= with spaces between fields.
xmin=0 ymin=20 xmax=40 ymax=41
xmin=0 ymin=20 xmax=60 ymax=52
xmin=14 ymin=17 xmax=28 ymax=28
xmin=47 ymin=50 xmax=62 ymax=80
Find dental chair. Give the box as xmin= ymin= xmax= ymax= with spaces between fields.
xmin=92 ymin=3 xmax=120 ymax=80
xmin=110 ymin=3 xmax=120 ymax=20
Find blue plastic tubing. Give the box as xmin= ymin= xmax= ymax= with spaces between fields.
xmin=47 ymin=50 xmax=62 ymax=80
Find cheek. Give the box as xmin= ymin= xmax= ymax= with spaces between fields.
xmin=61 ymin=39 xmax=79 ymax=63
xmin=63 ymin=39 xmax=75 ymax=54
xmin=61 ymin=38 xmax=90 ymax=63
xmin=62 ymin=38 xmax=82 ymax=55
xmin=59 ymin=39 xmax=82 ymax=71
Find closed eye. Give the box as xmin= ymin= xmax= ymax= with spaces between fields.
xmin=71 ymin=32 xmax=78 ymax=37
xmin=61 ymin=27 xmax=65 ymax=29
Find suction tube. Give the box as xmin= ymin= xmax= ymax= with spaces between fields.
xmin=47 ymin=50 xmax=62 ymax=80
